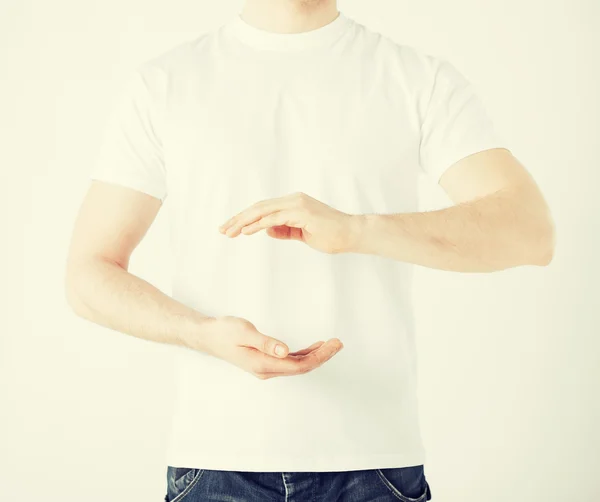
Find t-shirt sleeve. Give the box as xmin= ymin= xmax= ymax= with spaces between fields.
xmin=89 ymin=65 xmax=168 ymax=201
xmin=419 ymin=57 xmax=509 ymax=183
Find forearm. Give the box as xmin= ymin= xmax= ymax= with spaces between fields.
xmin=348 ymin=184 xmax=555 ymax=272
xmin=65 ymin=257 xmax=215 ymax=351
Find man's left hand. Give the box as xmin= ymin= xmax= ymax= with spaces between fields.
xmin=218 ymin=192 xmax=362 ymax=254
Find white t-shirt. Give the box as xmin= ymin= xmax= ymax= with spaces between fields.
xmin=90 ymin=11 xmax=506 ymax=472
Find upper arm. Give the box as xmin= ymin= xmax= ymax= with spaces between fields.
xmin=67 ymin=61 xmax=168 ymax=271
xmin=89 ymin=64 xmax=168 ymax=202
xmin=66 ymin=181 xmax=162 ymax=272
xmin=416 ymin=56 xmax=553 ymax=249
xmin=438 ymin=147 xmax=537 ymax=204
xmin=418 ymin=56 xmax=512 ymax=199
xmin=437 ymin=147 xmax=555 ymax=266
xmin=438 ymin=148 xmax=554 ymax=250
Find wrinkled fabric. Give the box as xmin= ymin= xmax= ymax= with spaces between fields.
xmin=91 ymin=10 xmax=507 ymax=472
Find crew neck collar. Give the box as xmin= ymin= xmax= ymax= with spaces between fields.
xmin=224 ymin=11 xmax=353 ymax=52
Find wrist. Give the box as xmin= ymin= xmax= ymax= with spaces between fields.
xmin=179 ymin=312 xmax=218 ymax=354
xmin=344 ymin=213 xmax=371 ymax=254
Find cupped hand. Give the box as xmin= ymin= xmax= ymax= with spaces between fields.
xmin=203 ymin=315 xmax=343 ymax=380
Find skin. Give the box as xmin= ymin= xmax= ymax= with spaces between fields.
xmin=219 ymin=148 xmax=555 ymax=272
xmin=65 ymin=0 xmax=555 ymax=381
xmin=65 ymin=182 xmax=341 ymax=381
xmin=241 ymin=0 xmax=337 ymax=33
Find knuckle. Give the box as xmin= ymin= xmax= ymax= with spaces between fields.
xmin=261 ymin=338 xmax=272 ymax=354
xmin=306 ymin=354 xmax=320 ymax=366
xmin=237 ymin=317 xmax=254 ymax=330
xmin=218 ymin=315 xmax=236 ymax=324
xmin=293 ymin=192 xmax=307 ymax=204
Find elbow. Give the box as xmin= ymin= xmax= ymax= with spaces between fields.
xmin=64 ymin=262 xmax=88 ymax=318
xmin=538 ymin=229 xmax=555 ymax=266
xmin=535 ymin=245 xmax=554 ymax=267
xmin=529 ymin=215 xmax=556 ymax=267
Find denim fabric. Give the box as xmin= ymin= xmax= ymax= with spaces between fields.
xmin=164 ymin=464 xmax=432 ymax=501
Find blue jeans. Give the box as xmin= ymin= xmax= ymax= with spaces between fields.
xmin=164 ymin=465 xmax=432 ymax=501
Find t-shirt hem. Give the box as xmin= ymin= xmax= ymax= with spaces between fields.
xmin=163 ymin=451 xmax=428 ymax=472
xmin=89 ymin=175 xmax=167 ymax=202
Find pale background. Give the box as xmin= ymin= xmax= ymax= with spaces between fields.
xmin=1 ymin=0 xmax=598 ymax=500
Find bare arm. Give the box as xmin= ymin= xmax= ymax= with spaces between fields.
xmin=220 ymin=149 xmax=555 ymax=273
xmin=348 ymin=149 xmax=556 ymax=272
xmin=64 ymin=180 xmax=342 ymax=379
xmin=64 ymin=181 xmax=213 ymax=350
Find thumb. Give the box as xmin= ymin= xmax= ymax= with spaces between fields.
xmin=246 ymin=330 xmax=289 ymax=358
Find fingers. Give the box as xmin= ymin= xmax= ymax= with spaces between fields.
xmin=218 ymin=196 xmax=290 ymax=236
xmin=219 ymin=192 xmax=310 ymax=237
xmin=240 ymin=210 xmax=303 ymax=236
xmin=236 ymin=326 xmax=290 ymax=358
xmin=288 ymin=340 xmax=325 ymax=356
xmin=243 ymin=338 xmax=344 ymax=380
xmin=266 ymin=226 xmax=304 ymax=241
xmin=265 ymin=226 xmax=290 ymax=240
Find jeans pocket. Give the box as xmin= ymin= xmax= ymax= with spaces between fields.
xmin=375 ymin=465 xmax=432 ymax=501
xmin=165 ymin=466 xmax=206 ymax=502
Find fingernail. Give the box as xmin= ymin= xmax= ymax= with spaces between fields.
xmin=275 ymin=345 xmax=286 ymax=356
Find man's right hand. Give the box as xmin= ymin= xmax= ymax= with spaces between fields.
xmin=195 ymin=315 xmax=344 ymax=380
